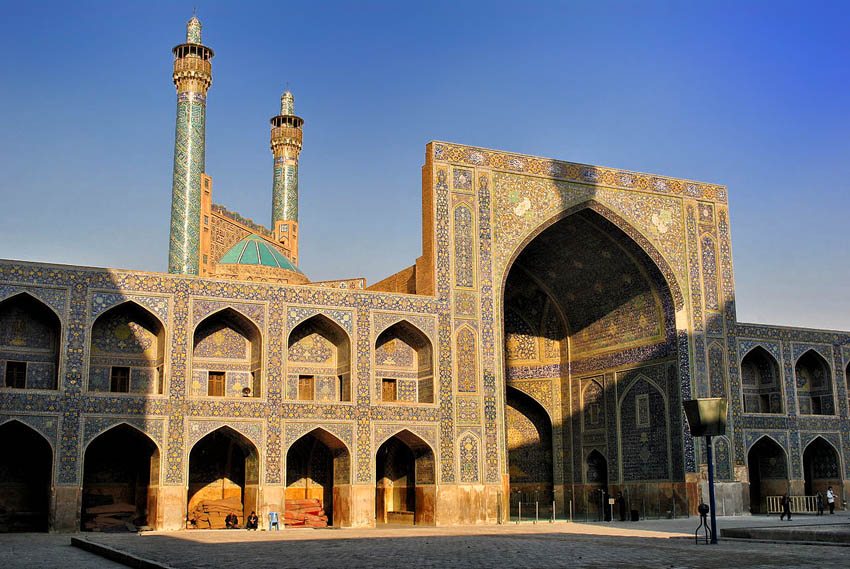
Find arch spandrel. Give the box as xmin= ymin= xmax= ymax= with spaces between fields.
xmin=491 ymin=173 xmax=687 ymax=306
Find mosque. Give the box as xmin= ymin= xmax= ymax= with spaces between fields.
xmin=0 ymin=16 xmax=848 ymax=532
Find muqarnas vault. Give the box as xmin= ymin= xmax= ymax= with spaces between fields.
xmin=1 ymin=16 xmax=848 ymax=532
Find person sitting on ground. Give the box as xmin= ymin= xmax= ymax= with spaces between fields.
xmin=246 ymin=511 xmax=259 ymax=530
xmin=225 ymin=512 xmax=239 ymax=529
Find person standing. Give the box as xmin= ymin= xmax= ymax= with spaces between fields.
xmin=816 ymin=491 xmax=824 ymax=515
xmin=826 ymin=487 xmax=835 ymax=515
xmin=780 ymin=493 xmax=792 ymax=521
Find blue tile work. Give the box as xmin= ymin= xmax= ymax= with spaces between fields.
xmin=1 ymin=138 xmax=849 ymax=528
xmin=453 ymin=204 xmax=475 ymax=288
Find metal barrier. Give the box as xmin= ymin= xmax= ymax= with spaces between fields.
xmin=766 ymin=495 xmax=818 ymax=514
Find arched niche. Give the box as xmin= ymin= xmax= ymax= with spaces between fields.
xmin=747 ymin=436 xmax=788 ymax=514
xmin=803 ymin=437 xmax=841 ymax=497
xmin=88 ymin=302 xmax=165 ymax=394
xmin=505 ymin=386 xmax=553 ymax=514
xmin=192 ymin=308 xmax=262 ymax=398
xmin=287 ymin=315 xmax=351 ymax=402
xmin=0 ymin=420 xmax=52 ymax=531
xmin=618 ymin=377 xmax=670 ymax=482
xmin=285 ymin=428 xmax=351 ymax=527
xmin=795 ymin=350 xmax=833 ymax=415
xmin=187 ymin=426 xmax=259 ymax=529
xmin=375 ymin=429 xmax=435 ymax=526
xmin=81 ymin=424 xmax=160 ymax=530
xmin=374 ymin=321 xmax=433 ymax=404
xmin=741 ymin=346 xmax=782 ymax=414
xmin=0 ymin=293 xmax=60 ymax=390
xmin=585 ymin=449 xmax=609 ymax=521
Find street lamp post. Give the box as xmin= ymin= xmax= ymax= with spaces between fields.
xmin=684 ymin=398 xmax=727 ymax=545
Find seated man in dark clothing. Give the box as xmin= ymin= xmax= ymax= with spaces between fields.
xmin=225 ymin=513 xmax=239 ymax=529
xmin=246 ymin=511 xmax=259 ymax=530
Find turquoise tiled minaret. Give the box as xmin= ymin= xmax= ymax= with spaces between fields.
xmin=168 ymin=15 xmax=214 ymax=275
xmin=270 ymin=91 xmax=304 ymax=265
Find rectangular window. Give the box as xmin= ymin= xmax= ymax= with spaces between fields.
xmin=156 ymin=365 xmax=164 ymax=394
xmin=203 ymin=255 xmax=208 ymax=264
xmin=382 ymin=378 xmax=397 ymax=402
xmin=204 ymin=215 xmax=209 ymax=225
xmin=298 ymin=375 xmax=314 ymax=401
xmin=208 ymin=371 xmax=225 ymax=397
xmin=5 ymin=361 xmax=26 ymax=388
xmin=110 ymin=366 xmax=130 ymax=393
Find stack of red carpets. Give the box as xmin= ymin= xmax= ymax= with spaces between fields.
xmin=283 ymin=499 xmax=328 ymax=527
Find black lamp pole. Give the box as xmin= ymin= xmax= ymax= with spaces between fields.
xmin=705 ymin=435 xmax=718 ymax=544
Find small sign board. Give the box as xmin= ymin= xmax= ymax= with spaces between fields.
xmin=608 ymin=498 xmax=616 ymax=505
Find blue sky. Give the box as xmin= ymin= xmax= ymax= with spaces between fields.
xmin=0 ymin=1 xmax=848 ymax=330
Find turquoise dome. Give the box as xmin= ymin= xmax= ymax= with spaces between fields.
xmin=218 ymin=235 xmax=301 ymax=273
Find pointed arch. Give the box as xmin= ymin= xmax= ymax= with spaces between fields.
xmin=82 ymin=420 xmax=162 ymax=455
xmin=803 ymin=436 xmax=842 ymax=497
xmin=82 ymin=423 xmax=161 ymax=530
xmin=287 ymin=314 xmax=352 ymax=402
xmin=582 ymin=379 xmax=604 ymax=431
xmin=192 ymin=307 xmax=263 ymax=398
xmin=0 ymin=417 xmax=55 ymax=451
xmin=500 ymin=199 xmax=685 ymax=312
xmin=187 ymin=426 xmax=260 ymax=528
xmin=285 ymin=427 xmax=352 ymax=527
xmin=0 ymin=420 xmax=53 ymax=531
xmin=741 ymin=345 xmax=782 ymax=413
xmin=747 ymin=435 xmax=789 ymax=514
xmin=375 ymin=428 xmax=436 ymax=526
xmin=795 ymin=349 xmax=834 ymax=415
xmin=618 ymin=375 xmax=670 ymax=481
xmin=375 ymin=320 xmax=434 ymax=404
xmin=0 ymin=292 xmax=61 ymax=390
xmin=88 ymin=301 xmax=166 ymax=394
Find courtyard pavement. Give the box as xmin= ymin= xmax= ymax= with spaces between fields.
xmin=3 ymin=514 xmax=848 ymax=569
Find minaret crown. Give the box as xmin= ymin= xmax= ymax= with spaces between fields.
xmin=186 ymin=15 xmax=202 ymax=44
xmin=281 ymin=91 xmax=295 ymax=115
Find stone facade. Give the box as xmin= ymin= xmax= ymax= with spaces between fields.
xmin=0 ymin=18 xmax=848 ymax=532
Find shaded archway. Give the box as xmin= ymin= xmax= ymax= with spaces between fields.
xmin=374 ymin=321 xmax=434 ymax=403
xmin=287 ymin=315 xmax=351 ymax=402
xmin=0 ymin=293 xmax=60 ymax=390
xmin=505 ymin=386 xmax=553 ymax=516
xmin=285 ymin=428 xmax=351 ymax=527
xmin=803 ymin=437 xmax=841 ymax=498
xmin=375 ymin=430 xmax=435 ymax=525
xmin=501 ymin=205 xmax=684 ymax=519
xmin=747 ymin=437 xmax=788 ymax=514
xmin=741 ymin=346 xmax=782 ymax=413
xmin=187 ymin=427 xmax=259 ymax=529
xmin=89 ymin=302 xmax=165 ymax=394
xmin=82 ymin=424 xmax=159 ymax=531
xmin=192 ymin=308 xmax=262 ymax=398
xmin=795 ymin=350 xmax=833 ymax=415
xmin=585 ymin=450 xmax=609 ymax=521
xmin=0 ymin=421 xmax=52 ymax=531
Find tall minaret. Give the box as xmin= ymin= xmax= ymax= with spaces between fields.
xmin=168 ymin=15 xmax=214 ymax=275
xmin=270 ymin=91 xmax=304 ymax=266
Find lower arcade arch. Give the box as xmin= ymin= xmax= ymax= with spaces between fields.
xmin=187 ymin=427 xmax=259 ymax=529
xmin=285 ymin=429 xmax=351 ymax=527
xmin=375 ymin=430 xmax=435 ymax=525
xmin=0 ymin=420 xmax=52 ymax=531
xmin=583 ymin=449 xmax=609 ymax=521
xmin=747 ymin=437 xmax=788 ymax=514
xmin=504 ymin=387 xmax=554 ymax=517
xmin=82 ymin=424 xmax=160 ymax=530
xmin=803 ymin=437 xmax=842 ymax=498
